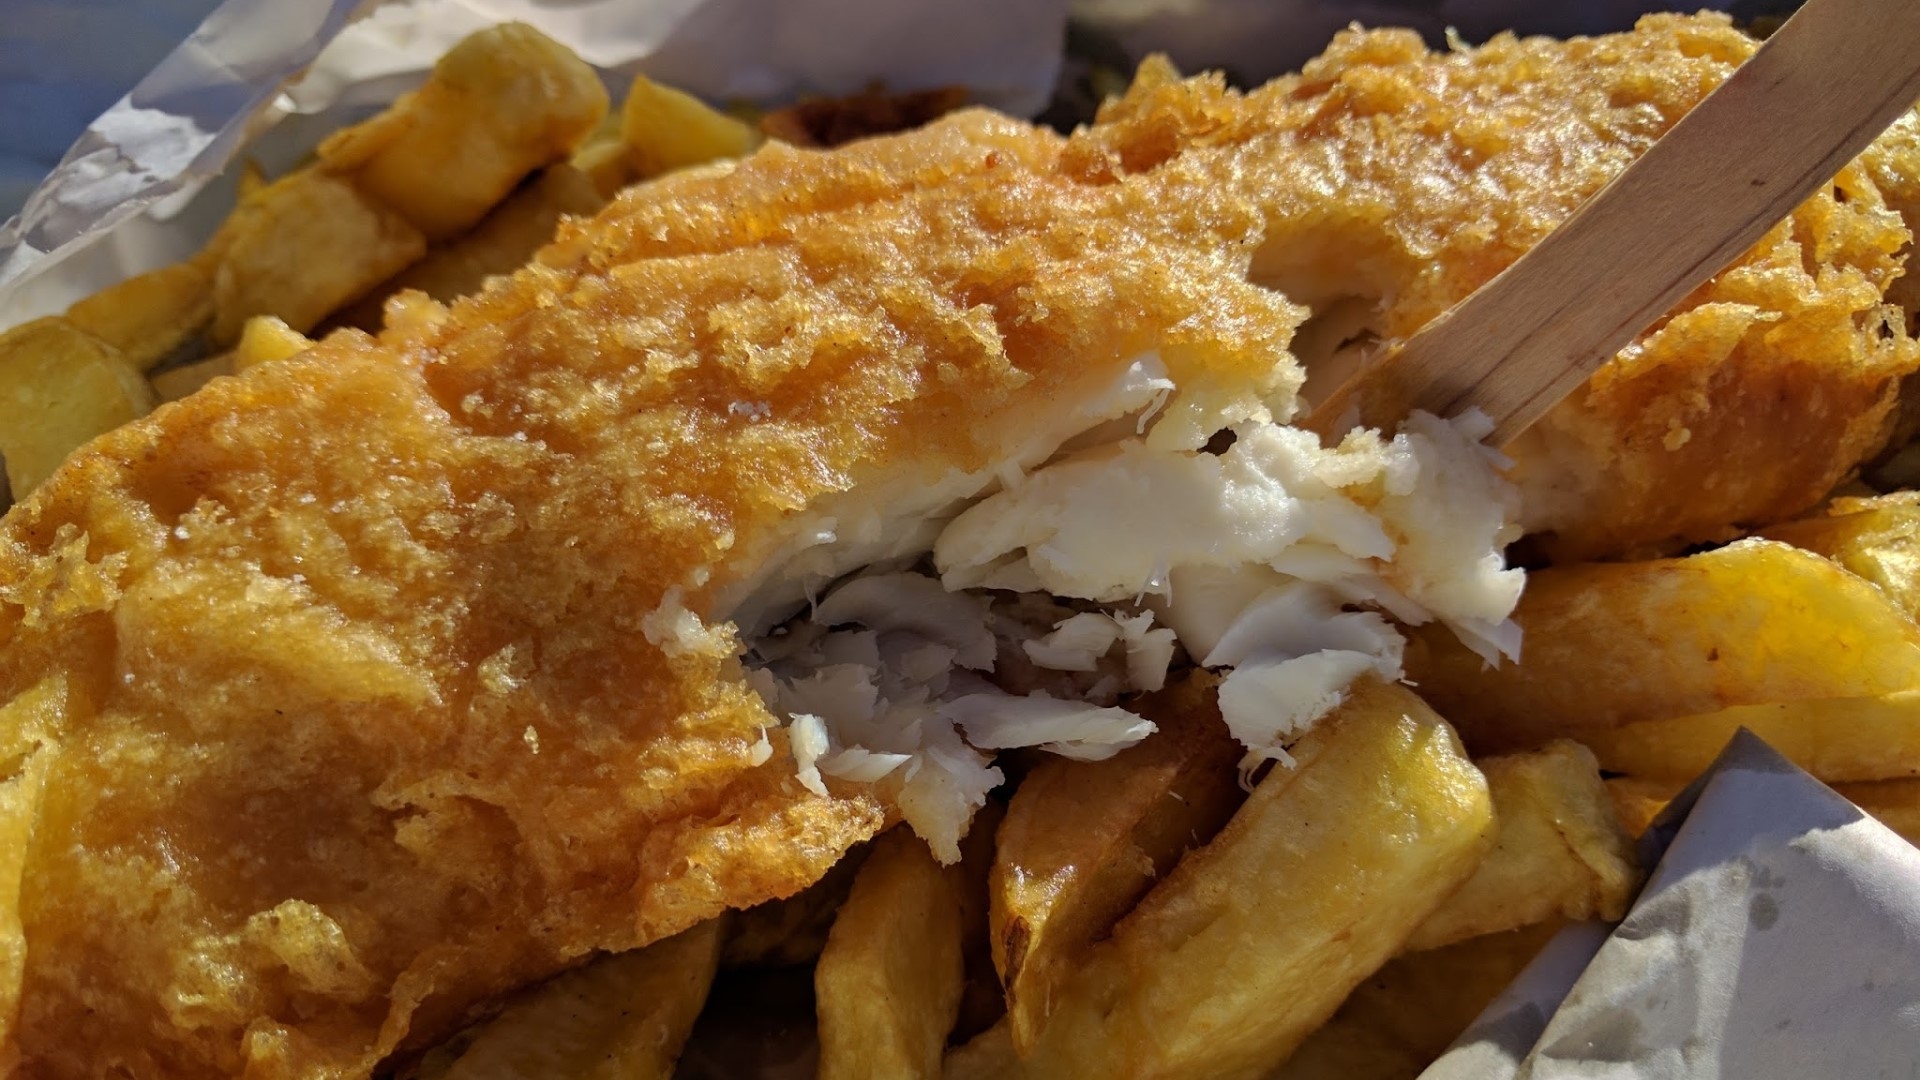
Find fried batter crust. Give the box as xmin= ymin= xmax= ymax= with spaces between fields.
xmin=0 ymin=109 xmax=1298 ymax=1076
xmin=3 ymin=14 xmax=1919 ymax=1077
xmin=1070 ymin=13 xmax=1920 ymax=558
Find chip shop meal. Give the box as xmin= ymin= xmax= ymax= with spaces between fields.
xmin=1 ymin=10 xmax=1919 ymax=1079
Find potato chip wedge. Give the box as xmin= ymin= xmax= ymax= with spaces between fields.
xmin=1839 ymin=778 xmax=1920 ymax=846
xmin=64 ymin=260 xmax=213 ymax=372
xmin=0 ymin=317 xmax=154 ymax=497
xmin=1406 ymin=539 xmax=1920 ymax=754
xmin=211 ymin=172 xmax=427 ymax=343
xmin=568 ymin=102 xmax=632 ymax=195
xmin=426 ymin=919 xmax=721 ymax=1079
xmin=149 ymin=352 xmax=236 ymax=403
xmin=816 ymin=828 xmax=965 ymax=1080
xmin=1609 ymin=774 xmax=1920 ymax=848
xmin=0 ymin=678 xmax=65 ymax=1053
xmin=621 ymin=75 xmax=760 ymax=179
xmin=335 ymin=165 xmax=606 ymax=331
xmin=1407 ymin=741 xmax=1638 ymax=951
xmin=571 ymin=139 xmax=633 ymax=198
xmin=1014 ymin=678 xmax=1494 ymax=1080
xmin=989 ymin=674 xmax=1242 ymax=1053
xmin=393 ymin=163 xmax=601 ymax=297
xmin=943 ymin=1022 xmax=1020 ymax=1080
xmin=1583 ymin=690 xmax=1920 ymax=782
xmin=1762 ymin=491 xmax=1920 ymax=620
xmin=319 ymin=23 xmax=608 ymax=241
xmin=231 ymin=316 xmax=314 ymax=372
xmin=1272 ymin=922 xmax=1563 ymax=1079
xmin=1604 ymin=776 xmax=1676 ymax=837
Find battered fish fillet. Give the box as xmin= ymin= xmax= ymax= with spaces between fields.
xmin=1064 ymin=15 xmax=1920 ymax=559
xmin=0 ymin=97 xmax=1301 ymax=1080
xmin=0 ymin=13 xmax=1916 ymax=1078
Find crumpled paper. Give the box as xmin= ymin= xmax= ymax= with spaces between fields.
xmin=0 ymin=0 xmax=373 ymax=299
xmin=0 ymin=0 xmax=1068 ymax=322
xmin=1424 ymin=730 xmax=1920 ymax=1078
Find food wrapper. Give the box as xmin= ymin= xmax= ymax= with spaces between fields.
xmin=0 ymin=0 xmax=1070 ymax=322
xmin=1423 ymin=730 xmax=1920 ymax=1078
xmin=5 ymin=1 xmax=1914 ymax=1076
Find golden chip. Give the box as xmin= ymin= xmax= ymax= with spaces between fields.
xmin=1014 ymin=680 xmax=1494 ymax=1079
xmin=1408 ymin=741 xmax=1638 ymax=951
xmin=1407 ymin=539 xmax=1920 ymax=754
xmin=0 ymin=317 xmax=153 ymax=497
xmin=815 ymin=828 xmax=966 ymax=1080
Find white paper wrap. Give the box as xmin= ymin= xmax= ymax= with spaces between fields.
xmin=1424 ymin=730 xmax=1920 ymax=1078
xmin=0 ymin=0 xmax=1068 ymax=324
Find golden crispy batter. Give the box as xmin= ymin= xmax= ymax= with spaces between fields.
xmin=4 ymin=14 xmax=1920 ymax=1077
xmin=1070 ymin=14 xmax=1920 ymax=558
xmin=0 ymin=106 xmax=1297 ymax=1077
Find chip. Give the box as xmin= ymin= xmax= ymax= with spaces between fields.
xmin=1408 ymin=741 xmax=1638 ymax=951
xmin=815 ymin=828 xmax=966 ymax=1080
xmin=1407 ymin=539 xmax=1920 ymax=754
xmin=988 ymin=675 xmax=1242 ymax=1052
xmin=1012 ymin=679 xmax=1494 ymax=1078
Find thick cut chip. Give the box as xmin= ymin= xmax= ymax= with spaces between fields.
xmin=943 ymin=1023 xmax=1020 ymax=1080
xmin=1604 ymin=776 xmax=1676 ymax=838
xmin=1609 ymin=775 xmax=1920 ymax=849
xmin=420 ymin=919 xmax=720 ymax=1079
xmin=149 ymin=352 xmax=235 ymax=402
xmin=0 ymin=318 xmax=153 ymax=497
xmin=318 ymin=23 xmax=608 ymax=240
xmin=65 ymin=260 xmax=214 ymax=372
xmin=988 ymin=673 xmax=1242 ymax=1053
xmin=1584 ymin=691 xmax=1920 ymax=782
xmin=621 ymin=75 xmax=760 ymax=178
xmin=211 ymin=172 xmax=427 ymax=342
xmin=1271 ymin=922 xmax=1563 ymax=1080
xmin=336 ymin=166 xmax=606 ymax=331
xmin=1407 ymin=741 xmax=1638 ymax=951
xmin=0 ymin=752 xmax=49 ymax=1056
xmin=1833 ymin=779 xmax=1920 ymax=847
xmin=1406 ymin=540 xmax=1920 ymax=754
xmin=1013 ymin=679 xmax=1494 ymax=1080
xmin=1762 ymin=491 xmax=1920 ymax=620
xmin=815 ymin=829 xmax=965 ymax=1080
xmin=0 ymin=677 xmax=65 ymax=1052
xmin=570 ymin=137 xmax=633 ymax=199
xmin=54 ymin=23 xmax=602 ymax=370
xmin=233 ymin=317 xmax=315 ymax=372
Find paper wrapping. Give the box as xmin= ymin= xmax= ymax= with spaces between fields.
xmin=1423 ymin=731 xmax=1920 ymax=1078
xmin=8 ymin=1 xmax=1919 ymax=1077
xmin=0 ymin=0 xmax=1068 ymax=324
